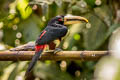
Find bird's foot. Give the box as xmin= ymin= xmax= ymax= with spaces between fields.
xmin=54 ymin=48 xmax=62 ymax=54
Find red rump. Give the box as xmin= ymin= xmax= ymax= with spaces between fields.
xmin=40 ymin=30 xmax=46 ymax=39
xmin=35 ymin=45 xmax=46 ymax=52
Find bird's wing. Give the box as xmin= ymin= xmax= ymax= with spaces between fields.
xmin=36 ymin=26 xmax=68 ymax=45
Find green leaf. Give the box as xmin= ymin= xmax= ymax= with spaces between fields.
xmin=18 ymin=15 xmax=40 ymax=43
xmin=8 ymin=63 xmax=19 ymax=80
xmin=94 ymin=5 xmax=113 ymax=27
xmin=3 ymin=28 xmax=17 ymax=46
xmin=72 ymin=0 xmax=89 ymax=15
xmin=84 ymin=0 xmax=96 ymax=7
xmin=17 ymin=0 xmax=32 ymax=19
xmin=0 ymin=61 xmax=12 ymax=76
xmin=83 ymin=13 xmax=108 ymax=50
xmin=83 ymin=12 xmax=120 ymax=50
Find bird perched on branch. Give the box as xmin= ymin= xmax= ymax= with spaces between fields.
xmin=25 ymin=15 xmax=88 ymax=77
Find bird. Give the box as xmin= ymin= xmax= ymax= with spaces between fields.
xmin=25 ymin=15 xmax=88 ymax=77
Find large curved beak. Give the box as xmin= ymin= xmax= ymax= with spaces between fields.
xmin=64 ymin=15 xmax=88 ymax=25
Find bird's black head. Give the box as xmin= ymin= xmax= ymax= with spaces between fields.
xmin=48 ymin=15 xmax=64 ymax=26
xmin=47 ymin=15 xmax=88 ymax=26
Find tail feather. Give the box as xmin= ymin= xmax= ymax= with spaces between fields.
xmin=25 ymin=49 xmax=43 ymax=77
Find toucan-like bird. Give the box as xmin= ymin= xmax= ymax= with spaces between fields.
xmin=25 ymin=15 xmax=88 ymax=76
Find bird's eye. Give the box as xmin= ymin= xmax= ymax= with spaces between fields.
xmin=58 ymin=18 xmax=63 ymax=21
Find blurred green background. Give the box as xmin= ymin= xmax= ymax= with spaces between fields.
xmin=0 ymin=0 xmax=120 ymax=80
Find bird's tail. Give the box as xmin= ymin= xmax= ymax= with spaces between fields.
xmin=25 ymin=49 xmax=43 ymax=77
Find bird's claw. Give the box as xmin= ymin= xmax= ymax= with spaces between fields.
xmin=54 ymin=48 xmax=62 ymax=54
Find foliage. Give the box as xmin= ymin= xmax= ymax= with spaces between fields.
xmin=0 ymin=0 xmax=120 ymax=80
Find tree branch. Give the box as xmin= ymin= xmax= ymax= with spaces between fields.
xmin=0 ymin=51 xmax=108 ymax=61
